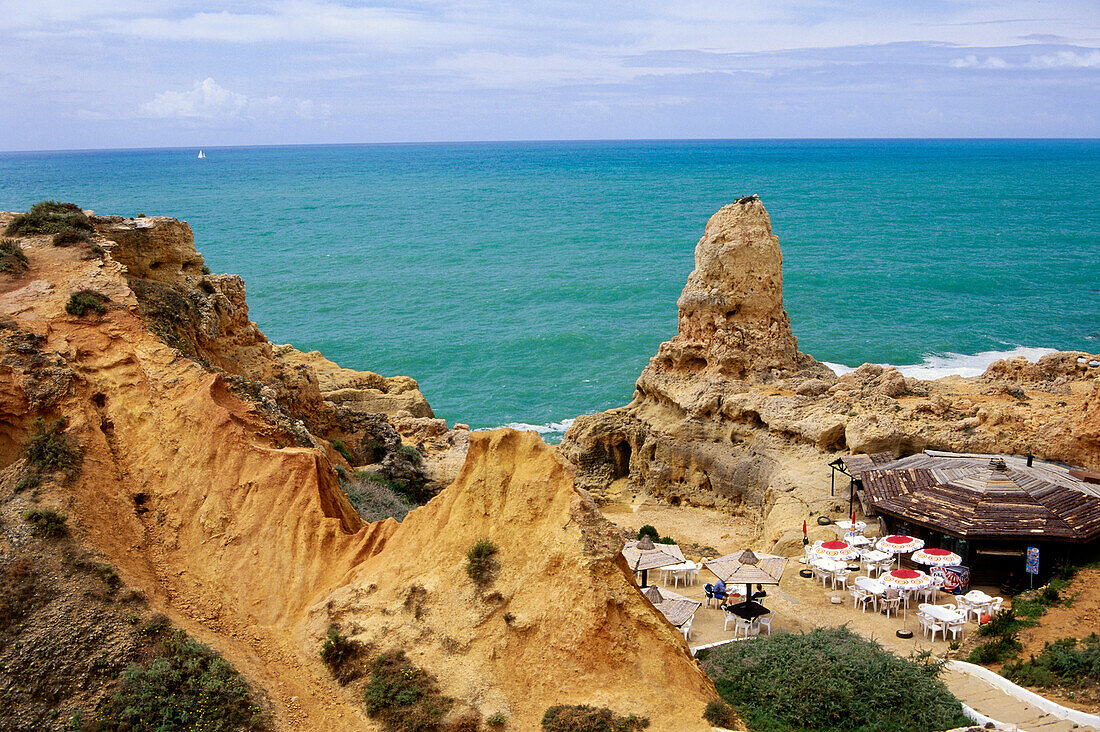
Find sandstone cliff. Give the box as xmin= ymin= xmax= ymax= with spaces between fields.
xmin=0 ymin=210 xmax=717 ymax=729
xmin=559 ymin=198 xmax=1100 ymax=555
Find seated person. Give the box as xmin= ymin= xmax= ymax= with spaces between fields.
xmin=714 ymin=579 xmax=727 ymax=601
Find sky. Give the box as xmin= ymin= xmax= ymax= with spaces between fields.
xmin=0 ymin=1 xmax=1097 ymax=150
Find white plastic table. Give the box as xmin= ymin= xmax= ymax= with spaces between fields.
xmin=924 ymin=605 xmax=964 ymax=623
xmin=847 ymin=535 xmax=873 ymax=548
xmin=855 ymin=576 xmax=886 ymax=595
xmin=835 ymin=520 xmax=867 ymax=534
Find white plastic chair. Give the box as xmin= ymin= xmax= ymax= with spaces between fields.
xmin=757 ymin=614 xmax=773 ymax=636
xmin=989 ymin=597 xmax=1004 ymax=616
xmin=881 ymin=592 xmax=901 ymax=619
xmin=851 ymin=587 xmax=874 ymax=613
xmin=681 ymin=615 xmax=693 ymax=641
xmin=832 ymin=569 xmax=851 ymax=591
xmin=733 ymin=617 xmax=753 ymax=639
xmin=946 ymin=617 xmax=965 ymax=641
xmin=723 ymin=608 xmax=739 ymax=632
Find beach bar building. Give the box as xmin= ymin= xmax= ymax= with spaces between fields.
xmin=835 ymin=450 xmax=1100 ymax=584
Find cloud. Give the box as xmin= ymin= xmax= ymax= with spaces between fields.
xmin=949 ymin=55 xmax=1010 ymax=69
xmin=139 ymin=78 xmax=325 ymax=122
xmin=1026 ymin=50 xmax=1100 ymax=68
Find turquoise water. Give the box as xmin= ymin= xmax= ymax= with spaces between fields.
xmin=1 ymin=140 xmax=1097 ymax=436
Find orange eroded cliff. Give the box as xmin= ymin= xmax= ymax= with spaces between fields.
xmin=0 ymin=213 xmax=718 ymax=729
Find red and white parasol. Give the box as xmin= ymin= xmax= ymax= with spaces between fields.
xmin=911 ymin=547 xmax=962 ymax=567
xmin=876 ymin=534 xmax=925 ymax=554
xmin=812 ymin=540 xmax=859 ymax=561
xmin=880 ymin=568 xmax=932 ymax=590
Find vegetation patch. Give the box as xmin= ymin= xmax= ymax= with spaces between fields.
xmin=363 ymin=650 xmax=454 ymax=731
xmin=0 ymin=237 xmax=29 ymax=270
xmin=52 ymin=227 xmax=90 ymax=247
xmin=700 ymin=627 xmax=968 ymax=732
xmin=66 ymin=289 xmax=110 ymax=316
xmin=1003 ymin=633 xmax=1100 ymax=688
xmin=85 ymin=629 xmax=267 ymax=730
xmin=23 ymin=508 xmax=68 ymax=538
xmin=466 ymin=538 xmax=499 ymax=588
xmin=332 ymin=439 xmax=355 ymax=463
xmin=702 ymin=700 xmax=739 ymax=728
xmin=5 ymin=200 xmax=93 ymax=236
xmin=343 ymin=472 xmax=415 ymax=523
xmin=541 ymin=705 xmax=649 ymax=731
xmin=320 ymin=624 xmax=366 ymax=685
xmin=23 ymin=416 xmax=82 ymax=479
xmin=485 ymin=711 xmax=507 ymax=727
xmin=636 ymin=525 xmax=676 ymax=545
xmin=397 ymin=444 xmax=422 ymax=465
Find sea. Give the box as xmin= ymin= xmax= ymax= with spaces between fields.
xmin=1 ymin=140 xmax=1097 ymax=441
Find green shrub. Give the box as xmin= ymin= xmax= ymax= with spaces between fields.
xmin=1040 ymin=585 xmax=1061 ymax=605
xmin=0 ymin=238 xmax=28 ymax=267
xmin=66 ymin=289 xmax=109 ymax=316
xmin=6 ymin=200 xmax=93 ymax=236
xmin=53 ymin=227 xmax=90 ymax=246
xmin=23 ymin=509 xmax=68 ymax=538
xmin=656 ymin=536 xmax=676 ymax=545
xmin=1002 ymin=633 xmax=1100 ymax=688
xmin=977 ymin=607 xmax=1028 ymax=637
xmin=702 ymin=700 xmax=738 ymax=728
xmin=92 ymin=629 xmax=266 ymax=730
xmin=702 ymin=627 xmax=968 ymax=732
xmin=637 ymin=525 xmax=659 ymax=541
xmin=968 ymin=636 xmax=1022 ymax=665
xmin=541 ymin=705 xmax=649 ymax=731
xmin=333 ymin=440 xmax=355 ymax=464
xmin=23 ymin=417 xmax=81 ymax=478
xmin=397 ymin=444 xmax=422 ymax=465
xmin=343 ymin=473 xmax=414 ymax=523
xmin=363 ymin=650 xmax=453 ymax=731
xmin=320 ymin=624 xmax=364 ymax=685
xmin=1012 ymin=596 xmax=1049 ymax=620
xmin=466 ymin=539 xmax=499 ymax=588
xmin=486 ymin=711 xmax=507 ymax=727
xmin=15 ymin=472 xmax=41 ymax=493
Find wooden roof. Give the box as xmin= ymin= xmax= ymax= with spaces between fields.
xmin=859 ymin=451 xmax=1100 ymax=542
xmin=841 ymin=451 xmax=896 ymax=477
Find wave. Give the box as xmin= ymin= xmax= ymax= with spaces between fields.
xmin=822 ymin=345 xmax=1059 ymax=380
xmin=474 ymin=418 xmax=576 ymax=443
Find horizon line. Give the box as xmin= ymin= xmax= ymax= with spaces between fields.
xmin=3 ymin=136 xmax=1099 ymax=156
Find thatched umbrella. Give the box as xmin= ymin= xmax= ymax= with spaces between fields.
xmin=648 ymin=587 xmax=702 ymax=629
xmin=622 ymin=536 xmax=682 ymax=588
xmin=705 ymin=549 xmax=788 ymax=618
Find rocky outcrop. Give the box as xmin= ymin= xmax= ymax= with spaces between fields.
xmin=0 ymin=210 xmax=717 ymax=729
xmin=559 ymin=199 xmax=1100 ymax=553
xmin=90 ymin=214 xmax=460 ymax=488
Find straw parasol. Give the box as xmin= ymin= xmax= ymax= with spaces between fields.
xmin=622 ymin=536 xmax=683 ymax=587
xmin=705 ymin=549 xmax=787 ymax=617
xmin=646 ymin=587 xmax=701 ymax=629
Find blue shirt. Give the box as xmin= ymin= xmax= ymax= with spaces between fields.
xmin=714 ymin=580 xmax=726 ymax=596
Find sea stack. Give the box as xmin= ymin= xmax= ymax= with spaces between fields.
xmin=559 ymin=198 xmax=1100 ymax=554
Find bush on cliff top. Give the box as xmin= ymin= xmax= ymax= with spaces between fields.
xmin=1002 ymin=633 xmax=1100 ymax=687
xmin=0 ymin=238 xmax=28 ymax=269
xmin=6 ymin=200 xmax=93 ymax=236
xmin=343 ymin=472 xmax=414 ymax=523
xmin=320 ymin=624 xmax=365 ymax=685
xmin=541 ymin=705 xmax=649 ymax=731
xmin=363 ymin=650 xmax=454 ymax=731
xmin=66 ymin=289 xmax=109 ymax=316
xmin=700 ymin=627 xmax=968 ymax=732
xmin=87 ymin=629 xmax=267 ymax=731
xmin=23 ymin=508 xmax=68 ymax=538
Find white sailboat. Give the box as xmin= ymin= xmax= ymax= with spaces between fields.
xmin=197 ymin=149 xmax=206 ymax=159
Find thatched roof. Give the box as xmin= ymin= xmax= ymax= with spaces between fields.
xmin=860 ymin=451 xmax=1100 ymax=542
xmin=622 ymin=538 xmax=684 ymax=572
xmin=705 ymin=549 xmax=788 ymax=585
xmin=648 ymin=587 xmax=701 ymax=627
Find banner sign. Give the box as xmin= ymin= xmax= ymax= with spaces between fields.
xmin=1026 ymin=546 xmax=1040 ymax=576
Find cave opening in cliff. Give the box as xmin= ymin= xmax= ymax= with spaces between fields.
xmin=611 ymin=441 xmax=631 ymax=479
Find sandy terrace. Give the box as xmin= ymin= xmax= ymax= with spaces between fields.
xmin=603 ymin=502 xmax=993 ymax=658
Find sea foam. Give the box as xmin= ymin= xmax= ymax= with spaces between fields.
xmin=822 ymin=345 xmax=1059 ymax=380
xmin=475 ymin=418 xmax=577 ymax=444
